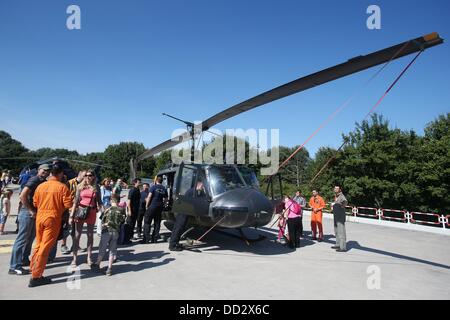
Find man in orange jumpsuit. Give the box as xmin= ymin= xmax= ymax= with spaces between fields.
xmin=309 ymin=190 xmax=325 ymax=241
xmin=29 ymin=164 xmax=72 ymax=287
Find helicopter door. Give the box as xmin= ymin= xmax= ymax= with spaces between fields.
xmin=265 ymin=173 xmax=284 ymax=214
xmin=189 ymin=169 xmax=210 ymax=216
xmin=173 ymin=164 xmax=197 ymax=215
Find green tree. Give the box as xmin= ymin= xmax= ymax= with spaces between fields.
xmin=413 ymin=113 xmax=450 ymax=214
xmin=28 ymin=147 xmax=80 ymax=160
xmin=102 ymin=142 xmax=156 ymax=181
xmin=152 ymin=150 xmax=172 ymax=177
xmin=0 ymin=131 xmax=29 ymax=174
xmin=306 ymin=146 xmax=339 ymax=201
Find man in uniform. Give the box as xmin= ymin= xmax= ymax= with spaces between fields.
xmin=142 ymin=176 xmax=167 ymax=244
xmin=126 ymin=178 xmax=141 ymax=242
xmin=29 ymin=164 xmax=72 ymax=287
xmin=308 ymin=190 xmax=325 ymax=241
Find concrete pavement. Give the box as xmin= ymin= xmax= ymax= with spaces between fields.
xmin=0 ymin=187 xmax=449 ymax=299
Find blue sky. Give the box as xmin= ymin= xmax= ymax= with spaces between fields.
xmin=0 ymin=0 xmax=449 ymax=158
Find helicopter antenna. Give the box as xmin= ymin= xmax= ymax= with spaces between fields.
xmin=162 ymin=113 xmax=196 ymax=163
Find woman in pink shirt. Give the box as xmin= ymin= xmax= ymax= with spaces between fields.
xmin=284 ymin=195 xmax=302 ymax=249
xmin=69 ymin=170 xmax=103 ymax=267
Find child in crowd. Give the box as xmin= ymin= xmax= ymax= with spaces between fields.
xmin=277 ymin=213 xmax=287 ymax=243
xmin=91 ymin=194 xmax=126 ymax=276
xmin=0 ymin=189 xmax=13 ymax=235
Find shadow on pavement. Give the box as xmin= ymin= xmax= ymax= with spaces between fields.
xmin=181 ymin=226 xmax=317 ymax=255
xmin=345 ymin=240 xmax=450 ymax=270
xmin=46 ymin=250 xmax=175 ymax=285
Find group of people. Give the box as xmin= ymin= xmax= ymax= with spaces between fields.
xmin=5 ymin=161 xmax=349 ymax=287
xmin=279 ymin=187 xmax=348 ymax=252
xmin=5 ymin=163 xmax=174 ymax=287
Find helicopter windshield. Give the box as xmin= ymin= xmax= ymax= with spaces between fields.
xmin=237 ymin=166 xmax=259 ymax=189
xmin=207 ymin=166 xmax=246 ymax=196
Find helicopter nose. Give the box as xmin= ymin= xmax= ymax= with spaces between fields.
xmin=211 ymin=188 xmax=274 ymax=228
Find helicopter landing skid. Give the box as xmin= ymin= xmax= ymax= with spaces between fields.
xmin=212 ymin=228 xmax=266 ymax=246
xmin=180 ymin=227 xmax=195 ymax=241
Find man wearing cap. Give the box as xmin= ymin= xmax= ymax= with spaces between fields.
xmin=8 ymin=164 xmax=50 ymax=275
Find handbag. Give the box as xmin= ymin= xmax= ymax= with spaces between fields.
xmin=75 ymin=190 xmax=96 ymax=220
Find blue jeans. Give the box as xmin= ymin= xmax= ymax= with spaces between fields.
xmin=10 ymin=208 xmax=36 ymax=270
xmin=48 ymin=243 xmax=57 ymax=261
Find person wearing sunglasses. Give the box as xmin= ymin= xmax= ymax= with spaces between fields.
xmin=69 ymin=170 xmax=103 ymax=267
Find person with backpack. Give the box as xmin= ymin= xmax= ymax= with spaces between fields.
xmin=284 ymin=195 xmax=302 ymax=249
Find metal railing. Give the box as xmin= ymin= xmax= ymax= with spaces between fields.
xmin=325 ymin=204 xmax=448 ymax=230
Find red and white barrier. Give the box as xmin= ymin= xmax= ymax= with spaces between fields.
xmin=355 ymin=206 xmax=378 ymax=219
xmin=322 ymin=204 xmax=448 ymax=231
xmin=381 ymin=209 xmax=407 ymax=222
xmin=410 ymin=212 xmax=441 ymax=226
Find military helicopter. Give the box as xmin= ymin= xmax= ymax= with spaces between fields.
xmin=130 ymin=33 xmax=443 ymax=240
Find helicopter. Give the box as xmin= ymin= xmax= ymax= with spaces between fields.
xmin=130 ymin=33 xmax=443 ymax=241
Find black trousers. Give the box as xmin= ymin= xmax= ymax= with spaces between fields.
xmin=136 ymin=204 xmax=146 ymax=235
xmin=143 ymin=205 xmax=163 ymax=243
xmin=299 ymin=216 xmax=303 ymax=236
xmin=169 ymin=213 xmax=189 ymax=248
xmin=287 ymin=216 xmax=302 ymax=248
xmin=125 ymin=206 xmax=139 ymax=241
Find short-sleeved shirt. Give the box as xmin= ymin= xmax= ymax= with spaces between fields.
xmin=128 ymin=187 xmax=141 ymax=209
xmin=24 ymin=175 xmax=46 ymax=211
xmin=333 ymin=193 xmax=348 ymax=215
xmin=100 ymin=186 xmax=112 ymax=207
xmin=18 ymin=172 xmax=31 ymax=187
xmin=140 ymin=189 xmax=149 ymax=205
xmin=102 ymin=206 xmax=126 ymax=232
xmin=1 ymin=197 xmax=9 ymax=215
xmin=113 ymin=184 xmax=122 ymax=199
xmin=148 ymin=184 xmax=167 ymax=208
xmin=293 ymin=196 xmax=306 ymax=208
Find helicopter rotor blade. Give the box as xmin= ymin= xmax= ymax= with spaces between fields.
xmin=62 ymin=158 xmax=112 ymax=169
xmin=135 ymin=32 xmax=443 ymax=162
xmin=0 ymin=157 xmax=112 ymax=169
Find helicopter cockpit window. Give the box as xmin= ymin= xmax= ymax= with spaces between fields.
xmin=207 ymin=166 xmax=246 ymax=196
xmin=237 ymin=167 xmax=259 ymax=189
xmin=178 ymin=167 xmax=197 ymax=196
xmin=186 ymin=171 xmax=209 ymax=199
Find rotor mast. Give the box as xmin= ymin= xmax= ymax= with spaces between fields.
xmin=162 ymin=113 xmax=195 ymax=163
